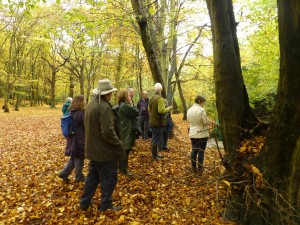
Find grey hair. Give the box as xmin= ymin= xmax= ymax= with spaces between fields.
xmin=154 ymin=83 xmax=163 ymax=93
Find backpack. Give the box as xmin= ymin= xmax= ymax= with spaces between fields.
xmin=61 ymin=115 xmax=75 ymax=137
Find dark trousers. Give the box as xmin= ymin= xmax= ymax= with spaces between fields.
xmin=80 ymin=160 xmax=118 ymax=211
xmin=119 ymin=149 xmax=131 ymax=174
xmin=139 ymin=116 xmax=149 ymax=139
xmin=191 ymin=138 xmax=208 ymax=171
xmin=159 ymin=126 xmax=169 ymax=149
xmin=59 ymin=156 xmax=85 ymax=181
xmin=151 ymin=127 xmax=164 ymax=158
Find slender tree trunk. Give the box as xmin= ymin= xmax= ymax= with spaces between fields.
xmin=69 ymin=75 xmax=74 ymax=98
xmin=167 ymin=31 xmax=177 ymax=104
xmin=136 ymin=44 xmax=143 ymax=94
xmin=50 ymin=68 xmax=56 ymax=108
xmin=131 ymin=0 xmax=166 ymax=97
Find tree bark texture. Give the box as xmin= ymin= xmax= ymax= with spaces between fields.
xmin=131 ymin=0 xmax=166 ymax=97
xmin=206 ymin=0 xmax=259 ymax=163
xmin=265 ymin=1 xmax=300 ymax=224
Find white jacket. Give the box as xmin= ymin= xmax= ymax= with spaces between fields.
xmin=187 ymin=103 xmax=209 ymax=138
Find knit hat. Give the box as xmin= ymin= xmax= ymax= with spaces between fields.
xmin=92 ymin=79 xmax=118 ymax=96
xmin=66 ymin=97 xmax=72 ymax=103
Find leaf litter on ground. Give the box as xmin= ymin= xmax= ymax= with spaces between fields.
xmin=0 ymin=106 xmax=236 ymax=225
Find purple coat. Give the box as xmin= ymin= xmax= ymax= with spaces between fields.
xmin=65 ymin=109 xmax=85 ymax=159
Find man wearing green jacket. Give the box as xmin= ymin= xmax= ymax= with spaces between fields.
xmin=80 ymin=79 xmax=125 ymax=212
xmin=149 ymin=83 xmax=173 ymax=160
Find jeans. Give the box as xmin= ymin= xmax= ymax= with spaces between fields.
xmin=80 ymin=160 xmax=118 ymax=211
xmin=191 ymin=138 xmax=208 ymax=171
xmin=151 ymin=127 xmax=164 ymax=158
xmin=59 ymin=157 xmax=85 ymax=181
xmin=139 ymin=116 xmax=149 ymax=139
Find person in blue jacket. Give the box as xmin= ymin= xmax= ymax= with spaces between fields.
xmin=62 ymin=97 xmax=72 ymax=116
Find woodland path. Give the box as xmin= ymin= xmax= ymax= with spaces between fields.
xmin=0 ymin=106 xmax=234 ymax=225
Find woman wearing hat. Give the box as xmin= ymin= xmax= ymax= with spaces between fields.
xmin=80 ymin=79 xmax=125 ymax=212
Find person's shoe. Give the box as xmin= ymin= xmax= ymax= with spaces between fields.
xmin=75 ymin=177 xmax=86 ymax=183
xmin=198 ymin=168 xmax=204 ymax=175
xmin=157 ymin=154 xmax=164 ymax=158
xmin=152 ymin=156 xmax=161 ymax=161
xmin=80 ymin=204 xmax=89 ymax=211
xmin=121 ymin=171 xmax=133 ymax=176
xmin=58 ymin=174 xmax=70 ymax=183
xmin=99 ymin=205 xmax=122 ymax=212
xmin=192 ymin=168 xmax=197 ymax=173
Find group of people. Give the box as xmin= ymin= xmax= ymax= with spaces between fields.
xmin=58 ymin=79 xmax=210 ymax=212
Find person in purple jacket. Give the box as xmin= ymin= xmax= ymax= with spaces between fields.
xmin=58 ymin=95 xmax=85 ymax=183
xmin=137 ymin=91 xmax=149 ymax=139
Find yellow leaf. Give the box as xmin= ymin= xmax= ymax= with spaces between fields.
xmin=152 ymin=213 xmax=160 ymax=219
xmin=222 ymin=180 xmax=231 ymax=186
xmin=250 ymin=165 xmax=262 ymax=176
xmin=118 ymin=215 xmax=125 ymax=223
xmin=201 ymin=218 xmax=208 ymax=223
xmin=99 ymin=215 xmax=106 ymax=220
xmin=239 ymin=146 xmax=247 ymax=153
xmin=130 ymin=222 xmax=140 ymax=225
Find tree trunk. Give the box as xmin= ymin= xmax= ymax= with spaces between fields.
xmin=79 ymin=61 xmax=85 ymax=96
xmin=69 ymin=75 xmax=74 ymax=98
xmin=206 ymin=1 xmax=300 ymax=224
xmin=136 ymin=43 xmax=143 ymax=95
xmin=264 ymin=1 xmax=300 ymax=224
xmin=130 ymin=0 xmax=166 ymax=97
xmin=166 ymin=28 xmax=177 ymax=104
xmin=206 ymin=0 xmax=259 ymax=167
xmin=176 ymin=75 xmax=188 ymax=120
xmin=50 ymin=68 xmax=56 ymax=108
xmin=206 ymin=0 xmax=260 ymax=222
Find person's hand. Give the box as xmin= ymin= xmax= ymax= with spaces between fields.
xmin=167 ymin=106 xmax=173 ymax=110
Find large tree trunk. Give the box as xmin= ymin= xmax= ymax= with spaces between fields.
xmin=264 ymin=1 xmax=300 ymax=224
xmin=206 ymin=0 xmax=259 ymax=169
xmin=130 ymin=0 xmax=166 ymax=97
xmin=206 ymin=1 xmax=300 ymax=224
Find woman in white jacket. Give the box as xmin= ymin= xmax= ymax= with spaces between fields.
xmin=187 ymin=95 xmax=209 ymax=174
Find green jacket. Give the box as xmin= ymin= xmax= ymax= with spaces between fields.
xmin=62 ymin=102 xmax=71 ymax=116
xmin=118 ymin=102 xmax=139 ymax=150
xmin=149 ymin=93 xmax=171 ymax=128
xmin=84 ymin=97 xmax=125 ymax=162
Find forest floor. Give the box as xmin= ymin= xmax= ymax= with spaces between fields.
xmin=0 ymin=106 xmax=236 ymax=225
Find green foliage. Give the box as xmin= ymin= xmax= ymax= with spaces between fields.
xmin=0 ymin=0 xmax=281 ymax=114
xmin=238 ymin=0 xmax=279 ymax=113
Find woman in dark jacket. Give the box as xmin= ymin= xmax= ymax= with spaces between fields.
xmin=117 ymin=90 xmax=139 ymax=175
xmin=58 ymin=95 xmax=85 ymax=182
